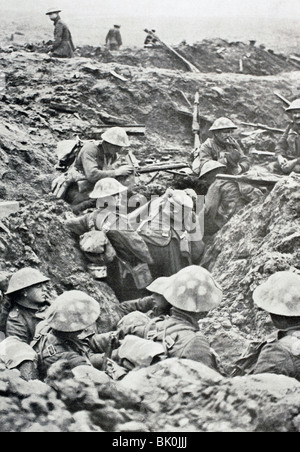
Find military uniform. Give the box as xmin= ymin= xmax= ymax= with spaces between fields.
xmin=52 ymin=17 xmax=75 ymax=58
xmin=32 ymin=329 xmax=115 ymax=377
xmin=253 ymin=329 xmax=300 ymax=379
xmin=75 ymin=141 xmax=119 ymax=189
xmin=275 ymin=123 xmax=300 ymax=174
xmin=118 ymin=308 xmax=217 ymax=369
xmin=6 ymin=302 xmax=49 ymax=344
xmin=106 ymin=27 xmax=122 ymax=50
xmin=194 ymin=137 xmax=250 ymax=176
xmin=234 ymin=272 xmax=300 ymax=380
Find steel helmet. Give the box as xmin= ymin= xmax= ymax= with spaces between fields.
xmin=147 ymin=265 xmax=223 ymax=313
xmin=45 ymin=8 xmax=62 ymax=15
xmin=209 ymin=117 xmax=237 ymax=132
xmin=89 ymin=177 xmax=128 ymax=199
xmin=285 ymin=99 xmax=300 ymax=112
xmin=101 ymin=127 xmax=130 ymax=147
xmin=253 ymin=272 xmax=300 ymax=316
xmin=46 ymin=290 xmax=100 ymax=332
xmin=200 ymin=161 xmax=226 ymax=178
xmin=0 ymin=337 xmax=37 ymax=369
xmin=5 ymin=268 xmax=50 ymax=295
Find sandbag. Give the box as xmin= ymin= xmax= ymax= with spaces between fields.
xmin=117 ymin=334 xmax=166 ymax=368
xmin=80 ymin=230 xmax=108 ymax=254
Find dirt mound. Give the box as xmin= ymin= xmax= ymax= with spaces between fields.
xmin=75 ymin=38 xmax=298 ymax=76
xmin=0 ymin=43 xmax=299 ymax=431
xmin=200 ymin=174 xmax=300 ymax=368
xmin=122 ymin=359 xmax=300 ymax=432
xmin=0 ymin=200 xmax=120 ymax=332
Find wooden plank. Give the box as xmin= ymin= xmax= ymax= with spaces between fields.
xmin=144 ymin=29 xmax=200 ymax=73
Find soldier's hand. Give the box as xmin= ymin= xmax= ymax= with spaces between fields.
xmin=115 ymin=165 xmax=134 ymax=177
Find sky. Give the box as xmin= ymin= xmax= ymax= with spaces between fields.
xmin=1 ymin=0 xmax=299 ymax=18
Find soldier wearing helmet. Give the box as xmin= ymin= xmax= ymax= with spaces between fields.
xmin=106 ymin=25 xmax=123 ymax=51
xmin=70 ymin=127 xmax=133 ymax=210
xmin=0 ymin=268 xmax=50 ymax=344
xmin=193 ymin=118 xmax=263 ymax=235
xmin=275 ymin=99 xmax=300 ymax=175
xmin=45 ymin=8 xmax=75 ymax=58
xmin=233 ymin=272 xmax=300 ymax=379
xmin=192 ymin=117 xmax=250 ymax=177
xmin=32 ymin=290 xmax=120 ymax=378
xmin=66 ymin=178 xmax=153 ymax=300
xmin=117 ymin=266 xmax=223 ymax=370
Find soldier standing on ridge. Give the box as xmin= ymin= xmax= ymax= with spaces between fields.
xmin=106 ymin=25 xmax=123 ymax=51
xmin=46 ymin=8 xmax=75 ymax=58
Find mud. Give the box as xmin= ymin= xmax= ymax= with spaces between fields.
xmin=0 ymin=40 xmax=299 ymax=431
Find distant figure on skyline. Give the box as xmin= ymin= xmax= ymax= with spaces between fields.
xmin=106 ymin=25 xmax=123 ymax=51
xmin=45 ymin=8 xmax=75 ymax=58
xmin=144 ymin=29 xmax=159 ymax=48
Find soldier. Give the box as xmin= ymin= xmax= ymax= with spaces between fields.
xmin=192 ymin=117 xmax=250 ymax=176
xmin=68 ymin=127 xmax=133 ymax=209
xmin=45 ymin=8 xmax=75 ymax=58
xmin=275 ymin=99 xmax=300 ymax=174
xmin=1 ymin=268 xmax=50 ymax=344
xmin=233 ymin=272 xmax=300 ymax=379
xmin=193 ymin=119 xmax=262 ymax=234
xmin=106 ymin=25 xmax=123 ymax=51
xmin=66 ymin=178 xmax=153 ymax=300
xmin=117 ymin=265 xmax=223 ymax=370
xmin=32 ymin=290 xmax=120 ymax=378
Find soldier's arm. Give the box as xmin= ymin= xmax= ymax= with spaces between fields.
xmin=117 ymin=31 xmax=122 ymax=46
xmin=65 ymin=213 xmax=90 ymax=236
xmin=116 ymin=296 xmax=155 ymax=320
xmin=275 ymin=129 xmax=289 ymax=160
xmin=252 ymin=343 xmax=294 ymax=377
xmin=80 ymin=146 xmax=116 ymax=184
xmin=198 ymin=141 xmax=215 ymax=170
xmin=43 ymin=351 xmax=90 ymax=373
xmin=181 ymin=333 xmax=217 ymax=370
xmin=52 ymin=22 xmax=64 ymax=51
xmin=6 ymin=312 xmax=31 ymax=344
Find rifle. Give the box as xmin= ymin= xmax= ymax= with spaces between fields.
xmin=274 ymin=92 xmax=290 ymax=107
xmin=143 ymin=29 xmax=200 ymax=73
xmin=250 ymin=150 xmax=276 ymax=158
xmin=215 ymin=173 xmax=283 ymax=188
xmin=241 ymin=122 xmax=284 ymax=134
xmin=136 ymin=162 xmax=190 ymax=175
xmin=193 ymin=91 xmax=201 ymax=151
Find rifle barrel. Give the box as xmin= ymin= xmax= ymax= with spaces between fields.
xmin=216 ymin=174 xmax=282 ymax=187
xmin=241 ymin=122 xmax=284 ymax=134
xmin=138 ymin=162 xmax=190 ymax=174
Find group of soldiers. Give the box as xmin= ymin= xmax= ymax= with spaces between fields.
xmin=45 ymin=8 xmax=160 ymax=56
xmin=45 ymin=8 xmax=123 ymax=57
xmin=1 ymin=8 xmax=300 ymax=393
xmin=1 ymin=265 xmax=300 ymax=383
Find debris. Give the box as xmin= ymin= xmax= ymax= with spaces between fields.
xmin=110 ymin=70 xmax=128 ymax=82
xmin=239 ymin=59 xmax=244 ymax=73
xmin=144 ymin=29 xmax=200 ymax=73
